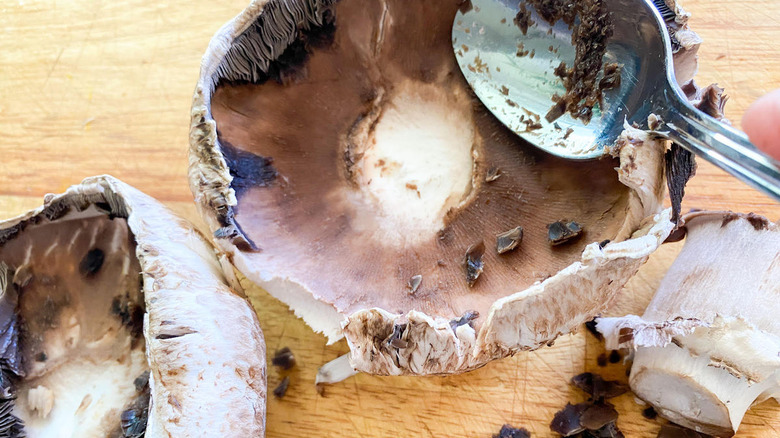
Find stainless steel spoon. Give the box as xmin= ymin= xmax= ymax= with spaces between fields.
xmin=453 ymin=0 xmax=780 ymax=200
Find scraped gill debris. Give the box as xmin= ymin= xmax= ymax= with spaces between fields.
xmin=517 ymin=0 xmax=622 ymax=124
xmin=272 ymin=347 xmax=297 ymax=399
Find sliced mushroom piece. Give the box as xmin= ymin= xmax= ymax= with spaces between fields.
xmin=0 ymin=176 xmax=266 ymax=436
xmin=188 ymin=0 xmax=710 ymax=375
xmin=598 ymin=212 xmax=780 ymax=437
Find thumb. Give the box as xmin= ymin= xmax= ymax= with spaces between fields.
xmin=742 ymin=88 xmax=780 ymax=161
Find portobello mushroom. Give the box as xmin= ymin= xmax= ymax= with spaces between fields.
xmin=188 ymin=0 xmax=706 ymax=375
xmin=0 ymin=176 xmax=266 ymax=437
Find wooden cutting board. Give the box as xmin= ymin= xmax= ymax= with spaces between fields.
xmin=1 ymin=0 xmax=779 ymax=436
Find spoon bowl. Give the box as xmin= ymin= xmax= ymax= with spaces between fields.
xmin=453 ymin=0 xmax=780 ymax=199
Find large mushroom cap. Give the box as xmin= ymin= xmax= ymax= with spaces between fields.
xmin=598 ymin=211 xmax=780 ymax=437
xmin=0 ymin=176 xmax=266 ymax=437
xmin=188 ymin=0 xmax=695 ymax=375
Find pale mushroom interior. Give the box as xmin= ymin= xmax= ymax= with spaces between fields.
xmin=0 ymin=209 xmax=147 ymax=437
xmin=210 ymin=0 xmax=632 ymax=324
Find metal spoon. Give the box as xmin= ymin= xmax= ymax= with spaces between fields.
xmin=453 ymin=0 xmax=780 ymax=200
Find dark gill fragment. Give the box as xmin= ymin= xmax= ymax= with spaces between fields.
xmin=665 ymin=143 xmax=696 ymax=227
xmin=550 ymin=402 xmax=587 ymax=436
xmin=496 ymin=226 xmax=524 ymax=255
xmin=494 ymin=424 xmax=531 ymax=438
xmin=450 ymin=311 xmax=480 ymax=333
xmin=464 ymin=241 xmax=486 ymax=286
xmin=571 ymin=373 xmax=629 ymax=400
xmin=580 ymin=403 xmax=619 ymax=430
xmin=547 ymin=221 xmax=583 ymax=246
xmin=272 ymin=347 xmax=296 ymax=370
xmin=273 ymin=376 xmax=290 ymax=398
xmin=120 ymin=371 xmax=151 ymax=438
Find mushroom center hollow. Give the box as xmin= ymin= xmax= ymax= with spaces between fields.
xmin=348 ymin=82 xmax=476 ymax=238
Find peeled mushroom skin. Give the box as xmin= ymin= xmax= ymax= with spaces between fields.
xmin=598 ymin=212 xmax=780 ymax=437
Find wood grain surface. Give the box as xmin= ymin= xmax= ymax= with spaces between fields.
xmin=1 ymin=0 xmax=779 ymax=436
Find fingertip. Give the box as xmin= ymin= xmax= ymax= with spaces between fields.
xmin=742 ymin=88 xmax=780 ymax=161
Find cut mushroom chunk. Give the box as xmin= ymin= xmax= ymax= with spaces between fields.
xmin=598 ymin=211 xmax=780 ymax=437
xmin=188 ymin=0 xmax=711 ymax=375
xmin=0 ymin=176 xmax=266 ymax=437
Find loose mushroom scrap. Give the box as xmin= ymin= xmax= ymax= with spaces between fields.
xmin=189 ymin=0 xmax=710 ymax=375
xmin=598 ymin=212 xmax=780 ymax=437
xmin=0 ymin=177 xmax=266 ymax=437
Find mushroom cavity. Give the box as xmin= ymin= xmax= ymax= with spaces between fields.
xmin=0 ymin=212 xmax=146 ymax=437
xmin=189 ymin=0 xmax=696 ymax=374
xmin=598 ymin=212 xmax=780 ymax=437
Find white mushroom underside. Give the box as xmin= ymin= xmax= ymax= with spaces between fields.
xmin=351 ymin=82 xmax=476 ymax=241
xmin=16 ymin=350 xmax=147 ymax=438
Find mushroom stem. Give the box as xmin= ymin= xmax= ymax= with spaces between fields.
xmin=599 ymin=211 xmax=780 ymax=437
xmin=316 ymin=354 xmax=359 ymax=386
xmin=631 ymin=345 xmax=778 ymax=437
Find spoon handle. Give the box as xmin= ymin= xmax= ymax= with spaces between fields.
xmin=664 ymin=96 xmax=780 ymax=201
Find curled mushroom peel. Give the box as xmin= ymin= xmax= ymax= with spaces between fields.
xmin=187 ymin=0 xmax=716 ymax=375
xmin=598 ymin=211 xmax=780 ymax=437
xmin=0 ymin=176 xmax=266 ymax=437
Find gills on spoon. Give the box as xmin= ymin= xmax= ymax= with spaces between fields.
xmin=515 ymin=0 xmax=623 ymax=124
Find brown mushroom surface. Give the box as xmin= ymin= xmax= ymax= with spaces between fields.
xmin=211 ymin=0 xmax=633 ymax=315
xmin=0 ymin=177 xmax=266 ymax=437
xmin=190 ymin=0 xmax=696 ymax=374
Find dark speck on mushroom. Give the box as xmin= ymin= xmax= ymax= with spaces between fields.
xmin=407 ymin=275 xmax=422 ymax=295
xmin=496 ymin=226 xmax=523 ymax=254
xmin=547 ymin=221 xmax=583 ymax=246
xmin=79 ymin=248 xmax=105 ymax=278
xmin=386 ymin=323 xmax=408 ymax=349
xmin=485 ymin=166 xmax=501 ymax=182
xmin=464 ymin=241 xmax=486 ymax=286
xmin=450 ymin=311 xmax=479 ymax=333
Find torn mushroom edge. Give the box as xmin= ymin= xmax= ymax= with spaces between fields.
xmin=187 ymin=0 xmax=694 ymax=375
xmin=0 ymin=176 xmax=266 ymax=437
xmin=597 ymin=212 xmax=780 ymax=434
